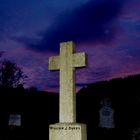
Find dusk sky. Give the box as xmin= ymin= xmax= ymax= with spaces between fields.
xmin=0 ymin=0 xmax=140 ymax=92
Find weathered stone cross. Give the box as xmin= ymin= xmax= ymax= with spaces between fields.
xmin=49 ymin=41 xmax=87 ymax=123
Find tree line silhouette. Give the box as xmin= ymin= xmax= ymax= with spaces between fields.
xmin=0 ymin=59 xmax=26 ymax=89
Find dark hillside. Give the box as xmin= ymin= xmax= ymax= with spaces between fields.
xmin=1 ymin=74 xmax=140 ymax=139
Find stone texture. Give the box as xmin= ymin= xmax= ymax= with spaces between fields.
xmin=49 ymin=41 xmax=87 ymax=123
xmin=49 ymin=123 xmax=87 ymax=140
xmin=48 ymin=41 xmax=87 ymax=140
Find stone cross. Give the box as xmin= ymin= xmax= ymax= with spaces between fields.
xmin=49 ymin=41 xmax=87 ymax=123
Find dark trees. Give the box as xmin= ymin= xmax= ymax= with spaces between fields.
xmin=0 ymin=59 xmax=26 ymax=88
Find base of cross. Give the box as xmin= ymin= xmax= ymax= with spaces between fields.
xmin=49 ymin=123 xmax=87 ymax=140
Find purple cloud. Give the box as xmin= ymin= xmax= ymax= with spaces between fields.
xmin=12 ymin=0 xmax=125 ymax=52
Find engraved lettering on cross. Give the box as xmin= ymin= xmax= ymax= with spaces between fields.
xmin=49 ymin=41 xmax=87 ymax=123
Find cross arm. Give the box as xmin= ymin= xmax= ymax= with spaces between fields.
xmin=73 ymin=52 xmax=87 ymax=67
xmin=48 ymin=56 xmax=60 ymax=70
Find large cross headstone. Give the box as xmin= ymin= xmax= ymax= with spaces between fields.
xmin=49 ymin=41 xmax=87 ymax=140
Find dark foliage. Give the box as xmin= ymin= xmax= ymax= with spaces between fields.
xmin=0 ymin=59 xmax=26 ymax=88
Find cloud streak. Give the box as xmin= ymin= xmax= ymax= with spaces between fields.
xmin=13 ymin=0 xmax=125 ymax=51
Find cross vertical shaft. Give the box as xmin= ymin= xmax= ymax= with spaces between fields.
xmin=49 ymin=41 xmax=87 ymax=123
xmin=59 ymin=42 xmax=76 ymax=123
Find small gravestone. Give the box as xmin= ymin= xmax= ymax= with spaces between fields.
xmin=8 ymin=114 xmax=21 ymax=127
xmin=99 ymin=98 xmax=115 ymax=129
xmin=49 ymin=41 xmax=87 ymax=140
